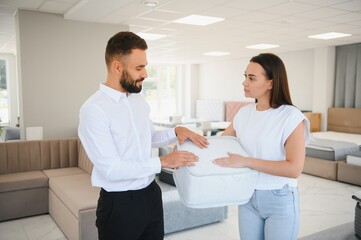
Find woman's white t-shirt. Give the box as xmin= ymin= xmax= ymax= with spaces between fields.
xmin=233 ymin=103 xmax=310 ymax=190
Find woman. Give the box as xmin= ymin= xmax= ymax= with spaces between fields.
xmin=213 ymin=53 xmax=310 ymax=240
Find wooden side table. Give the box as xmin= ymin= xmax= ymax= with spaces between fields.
xmin=303 ymin=112 xmax=321 ymax=132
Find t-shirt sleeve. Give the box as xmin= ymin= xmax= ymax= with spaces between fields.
xmin=282 ymin=108 xmax=311 ymax=145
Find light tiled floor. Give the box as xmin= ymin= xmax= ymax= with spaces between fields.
xmin=0 ymin=174 xmax=360 ymax=240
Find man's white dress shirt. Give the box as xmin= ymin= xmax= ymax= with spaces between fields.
xmin=78 ymin=84 xmax=177 ymax=192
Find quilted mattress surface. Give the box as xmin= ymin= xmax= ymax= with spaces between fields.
xmin=346 ymin=151 xmax=361 ymax=166
xmin=173 ymin=136 xmax=258 ymax=208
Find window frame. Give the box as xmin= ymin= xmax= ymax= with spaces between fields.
xmin=142 ymin=64 xmax=183 ymax=120
xmin=0 ymin=57 xmax=10 ymax=125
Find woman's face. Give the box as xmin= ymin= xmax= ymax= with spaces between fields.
xmin=243 ymin=62 xmax=273 ymax=100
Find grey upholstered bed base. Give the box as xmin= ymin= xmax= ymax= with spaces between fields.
xmin=306 ymin=138 xmax=359 ymax=161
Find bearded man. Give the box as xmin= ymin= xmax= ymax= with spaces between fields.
xmin=78 ymin=31 xmax=208 ymax=240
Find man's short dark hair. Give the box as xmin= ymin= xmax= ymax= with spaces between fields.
xmin=105 ymin=31 xmax=147 ymax=67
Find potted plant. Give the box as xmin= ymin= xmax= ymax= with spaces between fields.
xmin=0 ymin=118 xmax=4 ymax=138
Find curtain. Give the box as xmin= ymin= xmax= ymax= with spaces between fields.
xmin=334 ymin=43 xmax=361 ymax=108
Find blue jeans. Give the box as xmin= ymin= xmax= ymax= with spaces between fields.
xmin=238 ymin=185 xmax=299 ymax=240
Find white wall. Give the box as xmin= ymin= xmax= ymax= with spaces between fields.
xmin=312 ymin=47 xmax=336 ymax=131
xmin=198 ymin=50 xmax=315 ymax=111
xmin=183 ymin=64 xmax=199 ymax=118
xmin=280 ymin=50 xmax=314 ymax=111
xmin=16 ymin=10 xmax=128 ymax=139
xmin=198 ymin=58 xmax=250 ymax=102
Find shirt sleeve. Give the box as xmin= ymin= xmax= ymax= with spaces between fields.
xmin=78 ymin=104 xmax=160 ymax=182
xmin=282 ymin=108 xmax=311 ymax=145
xmin=150 ymin=121 xmax=178 ymax=148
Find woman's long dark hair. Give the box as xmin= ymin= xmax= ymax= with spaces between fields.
xmin=250 ymin=53 xmax=293 ymax=108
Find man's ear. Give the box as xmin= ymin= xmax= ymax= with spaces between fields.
xmin=111 ymin=59 xmax=123 ymax=74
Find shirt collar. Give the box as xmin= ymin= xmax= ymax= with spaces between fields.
xmin=99 ymin=84 xmax=127 ymax=102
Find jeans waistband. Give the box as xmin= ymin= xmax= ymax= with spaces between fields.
xmin=100 ymin=180 xmax=157 ymax=199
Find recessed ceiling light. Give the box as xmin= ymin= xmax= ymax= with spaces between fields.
xmin=137 ymin=32 xmax=166 ymax=41
xmin=143 ymin=0 xmax=159 ymax=7
xmin=204 ymin=51 xmax=230 ymax=56
xmin=308 ymin=32 xmax=351 ymax=40
xmin=173 ymin=14 xmax=224 ymax=26
xmin=246 ymin=44 xmax=279 ymax=50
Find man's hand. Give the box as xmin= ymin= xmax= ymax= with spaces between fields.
xmin=175 ymin=126 xmax=208 ymax=148
xmin=160 ymin=151 xmax=199 ymax=168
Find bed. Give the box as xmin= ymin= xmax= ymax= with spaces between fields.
xmin=306 ymin=131 xmax=361 ymax=161
xmin=303 ymin=108 xmax=361 ymax=186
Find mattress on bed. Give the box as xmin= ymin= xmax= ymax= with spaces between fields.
xmin=346 ymin=151 xmax=361 ymax=166
xmin=311 ymin=131 xmax=361 ymax=145
xmin=306 ymin=138 xmax=360 ymax=161
xmin=173 ymin=136 xmax=258 ymax=209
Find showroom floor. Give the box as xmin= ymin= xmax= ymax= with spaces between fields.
xmin=0 ymin=174 xmax=360 ymax=240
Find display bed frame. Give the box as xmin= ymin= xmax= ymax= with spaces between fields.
xmin=303 ymin=108 xmax=361 ymax=186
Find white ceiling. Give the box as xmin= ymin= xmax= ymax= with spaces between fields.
xmin=0 ymin=0 xmax=361 ymax=63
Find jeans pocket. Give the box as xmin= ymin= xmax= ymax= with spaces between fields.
xmin=271 ymin=185 xmax=293 ymax=196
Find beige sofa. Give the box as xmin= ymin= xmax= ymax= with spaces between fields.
xmin=0 ymin=138 xmax=98 ymax=239
xmin=0 ymin=138 xmax=227 ymax=240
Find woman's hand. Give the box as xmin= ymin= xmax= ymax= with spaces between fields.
xmin=212 ymin=152 xmax=248 ymax=168
xmin=175 ymin=126 xmax=209 ymax=148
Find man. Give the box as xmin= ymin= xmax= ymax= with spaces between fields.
xmin=78 ymin=31 xmax=208 ymax=240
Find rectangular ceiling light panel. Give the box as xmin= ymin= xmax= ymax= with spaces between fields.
xmin=174 ymin=14 xmax=225 ymax=26
xmin=308 ymin=32 xmax=351 ymax=40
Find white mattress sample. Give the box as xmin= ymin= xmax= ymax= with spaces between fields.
xmin=311 ymin=131 xmax=361 ymax=145
xmin=173 ymin=136 xmax=258 ymax=208
xmin=346 ymin=151 xmax=361 ymax=166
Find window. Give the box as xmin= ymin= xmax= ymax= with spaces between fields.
xmin=0 ymin=59 xmax=9 ymax=125
xmin=142 ymin=64 xmax=181 ymax=120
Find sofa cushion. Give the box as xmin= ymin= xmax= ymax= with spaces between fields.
xmin=40 ymin=139 xmax=78 ymax=169
xmin=78 ymin=142 xmax=93 ymax=174
xmin=0 ymin=171 xmax=48 ymax=192
xmin=0 ymin=138 xmax=78 ymax=175
xmin=0 ymin=141 xmax=42 ymax=174
xmin=43 ymin=167 xmax=85 ymax=178
xmin=49 ymin=173 xmax=100 ymax=218
xmin=4 ymin=126 xmax=20 ymax=141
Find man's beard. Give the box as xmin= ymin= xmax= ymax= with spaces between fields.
xmin=120 ymin=70 xmax=144 ymax=93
